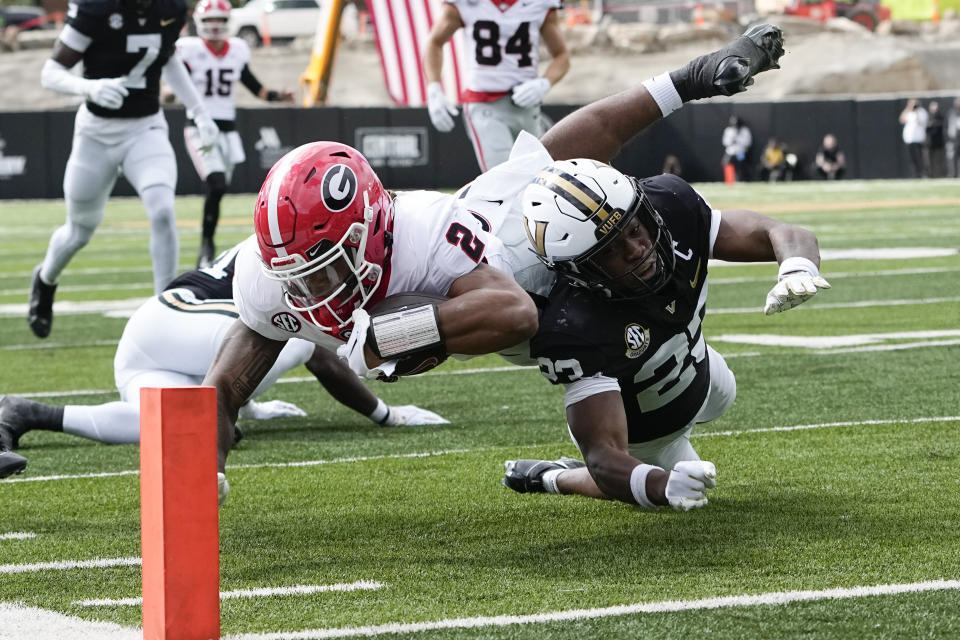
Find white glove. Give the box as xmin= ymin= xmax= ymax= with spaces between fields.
xmin=194 ymin=113 xmax=220 ymax=152
xmin=336 ymin=309 xmax=398 ymax=380
xmin=426 ymin=82 xmax=458 ymax=133
xmin=511 ymin=77 xmax=551 ymax=108
xmin=382 ymin=405 xmax=450 ymax=426
xmin=665 ymin=460 xmax=716 ymax=512
xmin=217 ymin=472 xmax=230 ymax=507
xmin=85 ymin=77 xmax=129 ymax=110
xmin=238 ymin=399 xmax=307 ymax=420
xmin=764 ymin=258 xmax=831 ymax=315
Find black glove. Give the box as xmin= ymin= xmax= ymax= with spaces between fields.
xmin=669 ymin=24 xmax=785 ymax=103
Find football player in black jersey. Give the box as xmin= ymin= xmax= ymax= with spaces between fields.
xmin=502 ymin=158 xmax=830 ymax=512
xmin=29 ymin=0 xmax=221 ymax=339
xmin=0 ymin=241 xmax=448 ymax=486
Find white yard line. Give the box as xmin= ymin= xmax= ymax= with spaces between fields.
xmin=225 ymin=580 xmax=960 ymax=640
xmin=5 ymin=579 xmax=960 ymax=640
xmin=0 ymin=532 xmax=36 ymax=540
xmin=710 ymin=265 xmax=960 ymax=285
xmin=0 ymin=603 xmax=141 ymax=640
xmin=5 ymin=417 xmax=958 ymax=485
xmin=75 ymin=580 xmax=385 ymax=607
xmin=710 ymin=296 xmax=960 ymax=314
xmin=0 ymin=556 xmax=140 ymax=574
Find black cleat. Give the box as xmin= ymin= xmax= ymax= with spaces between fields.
xmin=0 ymin=450 xmax=27 ymax=479
xmin=502 ymin=457 xmax=586 ymax=493
xmin=27 ymin=265 xmax=57 ymax=339
xmin=0 ymin=395 xmax=31 ymax=450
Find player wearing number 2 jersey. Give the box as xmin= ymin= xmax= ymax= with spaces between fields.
xmin=31 ymin=0 xmax=219 ymax=340
xmin=177 ymin=0 xmax=295 ymax=269
xmin=502 ymin=158 xmax=830 ymax=512
xmin=422 ymin=0 xmax=569 ymax=171
xmin=204 ymin=25 xmax=788 ymax=505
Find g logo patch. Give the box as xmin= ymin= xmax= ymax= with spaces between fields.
xmin=624 ymin=323 xmax=650 ymax=359
xmin=271 ymin=312 xmax=302 ymax=333
xmin=321 ymin=165 xmax=358 ymax=213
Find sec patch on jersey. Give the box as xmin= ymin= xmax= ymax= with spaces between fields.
xmin=368 ymin=292 xmax=450 ymax=377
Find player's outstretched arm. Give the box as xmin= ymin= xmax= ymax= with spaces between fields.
xmin=202 ymin=319 xmax=286 ymax=472
xmin=562 ymin=391 xmax=717 ymax=511
xmin=713 ymin=209 xmax=830 ymax=314
xmin=305 ymin=346 xmax=449 ymax=425
xmin=541 ymin=24 xmax=784 ymax=163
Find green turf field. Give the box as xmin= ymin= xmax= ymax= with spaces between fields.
xmin=1 ymin=179 xmax=959 ymax=639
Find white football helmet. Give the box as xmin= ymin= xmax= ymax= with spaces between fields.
xmin=521 ymin=159 xmax=676 ymax=299
xmin=194 ymin=0 xmax=231 ymax=41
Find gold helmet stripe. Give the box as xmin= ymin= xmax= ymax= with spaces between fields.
xmin=523 ymin=218 xmax=549 ymax=257
xmin=533 ymin=167 xmax=614 ymax=223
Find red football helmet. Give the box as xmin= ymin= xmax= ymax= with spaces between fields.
xmin=254 ymin=142 xmax=394 ymax=331
xmin=194 ymin=0 xmax=231 ymax=41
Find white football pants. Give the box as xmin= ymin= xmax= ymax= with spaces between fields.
xmin=42 ymin=108 xmax=179 ymax=293
xmin=60 ymin=292 xmax=314 ymax=444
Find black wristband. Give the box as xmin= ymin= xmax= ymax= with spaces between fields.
xmin=266 ymin=90 xmax=280 ymax=102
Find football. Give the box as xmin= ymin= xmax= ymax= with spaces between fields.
xmin=368 ymin=292 xmax=450 ymax=377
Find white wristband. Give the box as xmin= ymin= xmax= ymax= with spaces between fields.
xmin=778 ymin=256 xmax=819 ymax=279
xmin=370 ymin=304 xmax=442 ymax=359
xmin=367 ymin=398 xmax=391 ymax=425
xmin=641 ymin=72 xmax=683 ymax=118
xmin=629 ymin=463 xmax=664 ymax=509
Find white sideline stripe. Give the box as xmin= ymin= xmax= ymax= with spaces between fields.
xmin=0 ymin=602 xmax=141 ymax=640
xmin=0 ymin=556 xmax=140 ymax=574
xmin=226 ymin=580 xmax=960 ymax=640
xmin=714 ymin=329 xmax=960 ymax=348
xmin=76 ymin=580 xmax=385 ymax=607
xmin=711 ymin=265 xmax=960 ymax=285
xmin=0 ymin=532 xmax=36 ymax=540
xmin=6 ymin=417 xmax=959 ymax=485
xmin=711 ymin=296 xmax=960 ymax=314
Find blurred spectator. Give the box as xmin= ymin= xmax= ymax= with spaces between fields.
xmin=947 ymin=97 xmax=960 ymax=178
xmin=814 ymin=134 xmax=846 ymax=180
xmin=759 ymin=137 xmax=788 ymax=182
xmin=925 ymin=100 xmax=946 ymax=178
xmin=662 ymin=154 xmax=683 ymax=177
xmin=721 ymin=115 xmax=752 ymax=181
xmin=899 ymin=98 xmax=928 ymax=178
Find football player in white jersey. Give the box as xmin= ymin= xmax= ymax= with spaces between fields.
xmin=176 ymin=0 xmax=295 ymax=268
xmin=32 ymin=0 xmax=220 ymax=339
xmin=204 ymin=25 xmax=787 ymax=505
xmin=0 ymin=243 xmax=447 ymax=480
xmin=422 ymin=0 xmax=569 ymax=171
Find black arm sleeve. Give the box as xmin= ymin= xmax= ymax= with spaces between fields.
xmin=240 ymin=65 xmax=263 ymax=96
